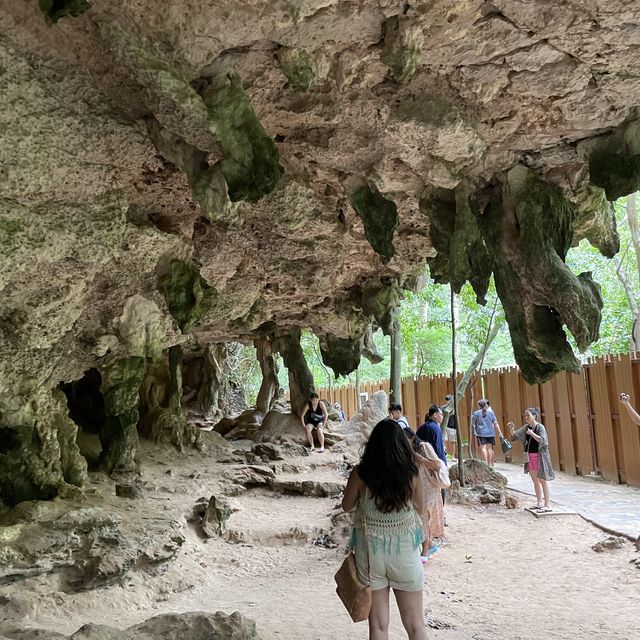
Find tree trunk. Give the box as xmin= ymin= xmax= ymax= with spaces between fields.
xmin=450 ymin=286 xmax=464 ymax=486
xmin=355 ymin=367 xmax=361 ymax=411
xmin=254 ymin=336 xmax=280 ymax=414
xmin=615 ymin=252 xmax=640 ymax=351
xmin=390 ymin=311 xmax=402 ymax=406
xmin=627 ymin=193 xmax=640 ymax=285
xmin=275 ymin=328 xmax=315 ymax=416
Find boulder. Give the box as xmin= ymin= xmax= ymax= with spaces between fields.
xmin=115 ymin=483 xmax=143 ymax=499
xmin=269 ymin=479 xmax=344 ymax=498
xmin=256 ymin=410 xmax=341 ymax=448
xmin=343 ymin=390 xmax=389 ymax=447
xmin=251 ymin=443 xmax=284 ymax=461
xmin=592 ymin=536 xmax=627 ymax=552
xmin=8 ymin=612 xmax=262 ymax=639
xmin=200 ymin=495 xmax=240 ymax=539
xmin=0 ymin=502 xmax=184 ymax=592
xmin=222 ymin=465 xmax=275 ymax=488
xmin=448 ymin=459 xmax=507 ymax=488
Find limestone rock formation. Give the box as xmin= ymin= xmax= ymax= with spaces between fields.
xmin=343 ymin=390 xmax=390 ymax=446
xmin=6 ymin=612 xmax=262 ymax=640
xmin=1 ymin=0 xmax=639 ymax=500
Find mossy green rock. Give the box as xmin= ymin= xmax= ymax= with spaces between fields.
xmin=200 ymin=75 xmax=284 ymax=203
xmin=422 ymin=185 xmax=493 ymax=304
xmin=319 ymin=334 xmax=362 ymax=378
xmin=99 ymin=357 xmax=146 ymax=474
xmin=485 ymin=165 xmax=603 ymax=383
xmin=159 ymin=260 xmax=213 ymax=333
xmin=278 ymin=48 xmax=316 ymax=91
xmin=0 ymin=390 xmax=87 ymax=505
xmin=351 ymin=187 xmax=398 ymax=265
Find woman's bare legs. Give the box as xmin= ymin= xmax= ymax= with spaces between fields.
xmin=369 ymin=587 xmax=390 ymax=640
xmin=316 ymin=426 xmax=325 ymax=451
xmin=487 ymin=444 xmax=495 ymax=466
xmin=530 ymin=470 xmax=543 ymax=507
xmin=539 ymin=477 xmax=550 ymax=507
xmin=394 ymin=589 xmax=427 ymax=640
xmin=303 ymin=424 xmax=315 ymax=450
xmin=478 ymin=443 xmax=489 ymax=464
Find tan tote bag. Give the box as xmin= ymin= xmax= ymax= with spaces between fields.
xmin=335 ymin=520 xmax=371 ymax=622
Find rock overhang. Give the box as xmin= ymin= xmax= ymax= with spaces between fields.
xmin=0 ymin=0 xmax=638 ymax=400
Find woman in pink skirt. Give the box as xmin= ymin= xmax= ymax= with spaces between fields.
xmin=507 ymin=407 xmax=554 ymax=512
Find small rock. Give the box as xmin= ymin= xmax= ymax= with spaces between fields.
xmin=505 ymin=495 xmax=518 ymax=509
xmin=635 ymin=534 xmax=640 ymax=552
xmin=251 ymin=443 xmax=285 ymax=461
xmin=200 ymin=495 xmax=240 ymax=539
xmin=115 ymin=483 xmax=143 ymax=499
xmin=592 ymin=536 xmax=627 ymax=552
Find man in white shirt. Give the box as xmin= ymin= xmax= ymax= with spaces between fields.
xmin=389 ymin=402 xmax=410 ymax=430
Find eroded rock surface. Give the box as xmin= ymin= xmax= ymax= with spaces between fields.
xmin=1 ymin=0 xmax=638 ymax=499
xmin=7 ymin=612 xmax=262 ymax=640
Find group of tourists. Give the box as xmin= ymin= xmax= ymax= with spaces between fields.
xmin=305 ymin=387 xmax=640 ymax=638
xmin=340 ymin=397 xmax=559 ymax=639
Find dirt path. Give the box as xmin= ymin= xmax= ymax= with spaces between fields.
xmin=2 ymin=444 xmax=638 ymax=640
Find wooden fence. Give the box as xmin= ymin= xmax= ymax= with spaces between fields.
xmin=317 ymin=353 xmax=640 ymax=487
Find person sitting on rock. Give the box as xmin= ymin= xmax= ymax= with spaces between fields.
xmin=299 ymin=392 xmax=327 ymax=452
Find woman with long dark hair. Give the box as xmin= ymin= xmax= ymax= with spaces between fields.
xmin=342 ymin=419 xmax=427 ymax=640
xmin=507 ymin=407 xmax=555 ymax=512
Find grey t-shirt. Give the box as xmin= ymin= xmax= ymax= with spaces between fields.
xmin=472 ymin=408 xmax=497 ymax=437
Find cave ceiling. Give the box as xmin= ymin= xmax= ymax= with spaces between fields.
xmin=1 ymin=0 xmax=640 ymax=394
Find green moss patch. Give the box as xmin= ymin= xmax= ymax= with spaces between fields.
xmin=200 ymin=76 xmax=284 ymax=203
xmin=351 ymin=186 xmax=398 ymax=264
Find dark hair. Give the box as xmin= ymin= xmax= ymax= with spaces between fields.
xmin=427 ymin=404 xmax=442 ymax=418
xmin=525 ymin=407 xmax=539 ymax=420
xmin=358 ymin=419 xmax=418 ymax=513
xmin=389 ymin=403 xmax=402 ymax=412
xmin=478 ymin=399 xmax=489 ymax=417
xmin=444 ymin=394 xmax=453 ymax=402
xmin=402 ymin=426 xmax=423 ymax=453
xmin=309 ymin=392 xmax=319 ymax=400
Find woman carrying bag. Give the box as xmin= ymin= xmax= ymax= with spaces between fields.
xmin=341 ymin=419 xmax=427 ymax=640
xmin=507 ymin=407 xmax=555 ymax=512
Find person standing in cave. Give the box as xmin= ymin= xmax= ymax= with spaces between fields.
xmin=299 ymin=392 xmax=327 ymax=452
xmin=471 ymin=399 xmax=503 ymax=468
xmin=342 ymin=419 xmax=427 ymax=640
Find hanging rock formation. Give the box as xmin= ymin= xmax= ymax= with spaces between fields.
xmin=1 ymin=1 xmax=639 ymax=499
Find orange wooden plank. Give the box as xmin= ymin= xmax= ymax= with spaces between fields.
xmin=553 ymin=372 xmax=575 ymax=473
xmin=612 ymin=355 xmax=640 ymax=486
xmin=503 ymin=368 xmax=525 ymax=463
xmin=568 ymin=370 xmax=595 ymax=476
xmin=539 ymin=379 xmax=560 ymax=469
xmin=587 ymin=359 xmax=618 ymax=482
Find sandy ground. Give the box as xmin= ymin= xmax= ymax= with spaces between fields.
xmin=2 ymin=441 xmax=639 ymax=640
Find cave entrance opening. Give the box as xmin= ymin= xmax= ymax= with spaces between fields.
xmin=59 ymin=368 xmax=105 ymax=469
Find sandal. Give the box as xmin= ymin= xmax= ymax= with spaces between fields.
xmin=538 ymin=507 xmax=553 ymax=513
xmin=530 ymin=505 xmax=543 ymax=511
xmin=317 ymin=448 xmax=325 ymax=453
